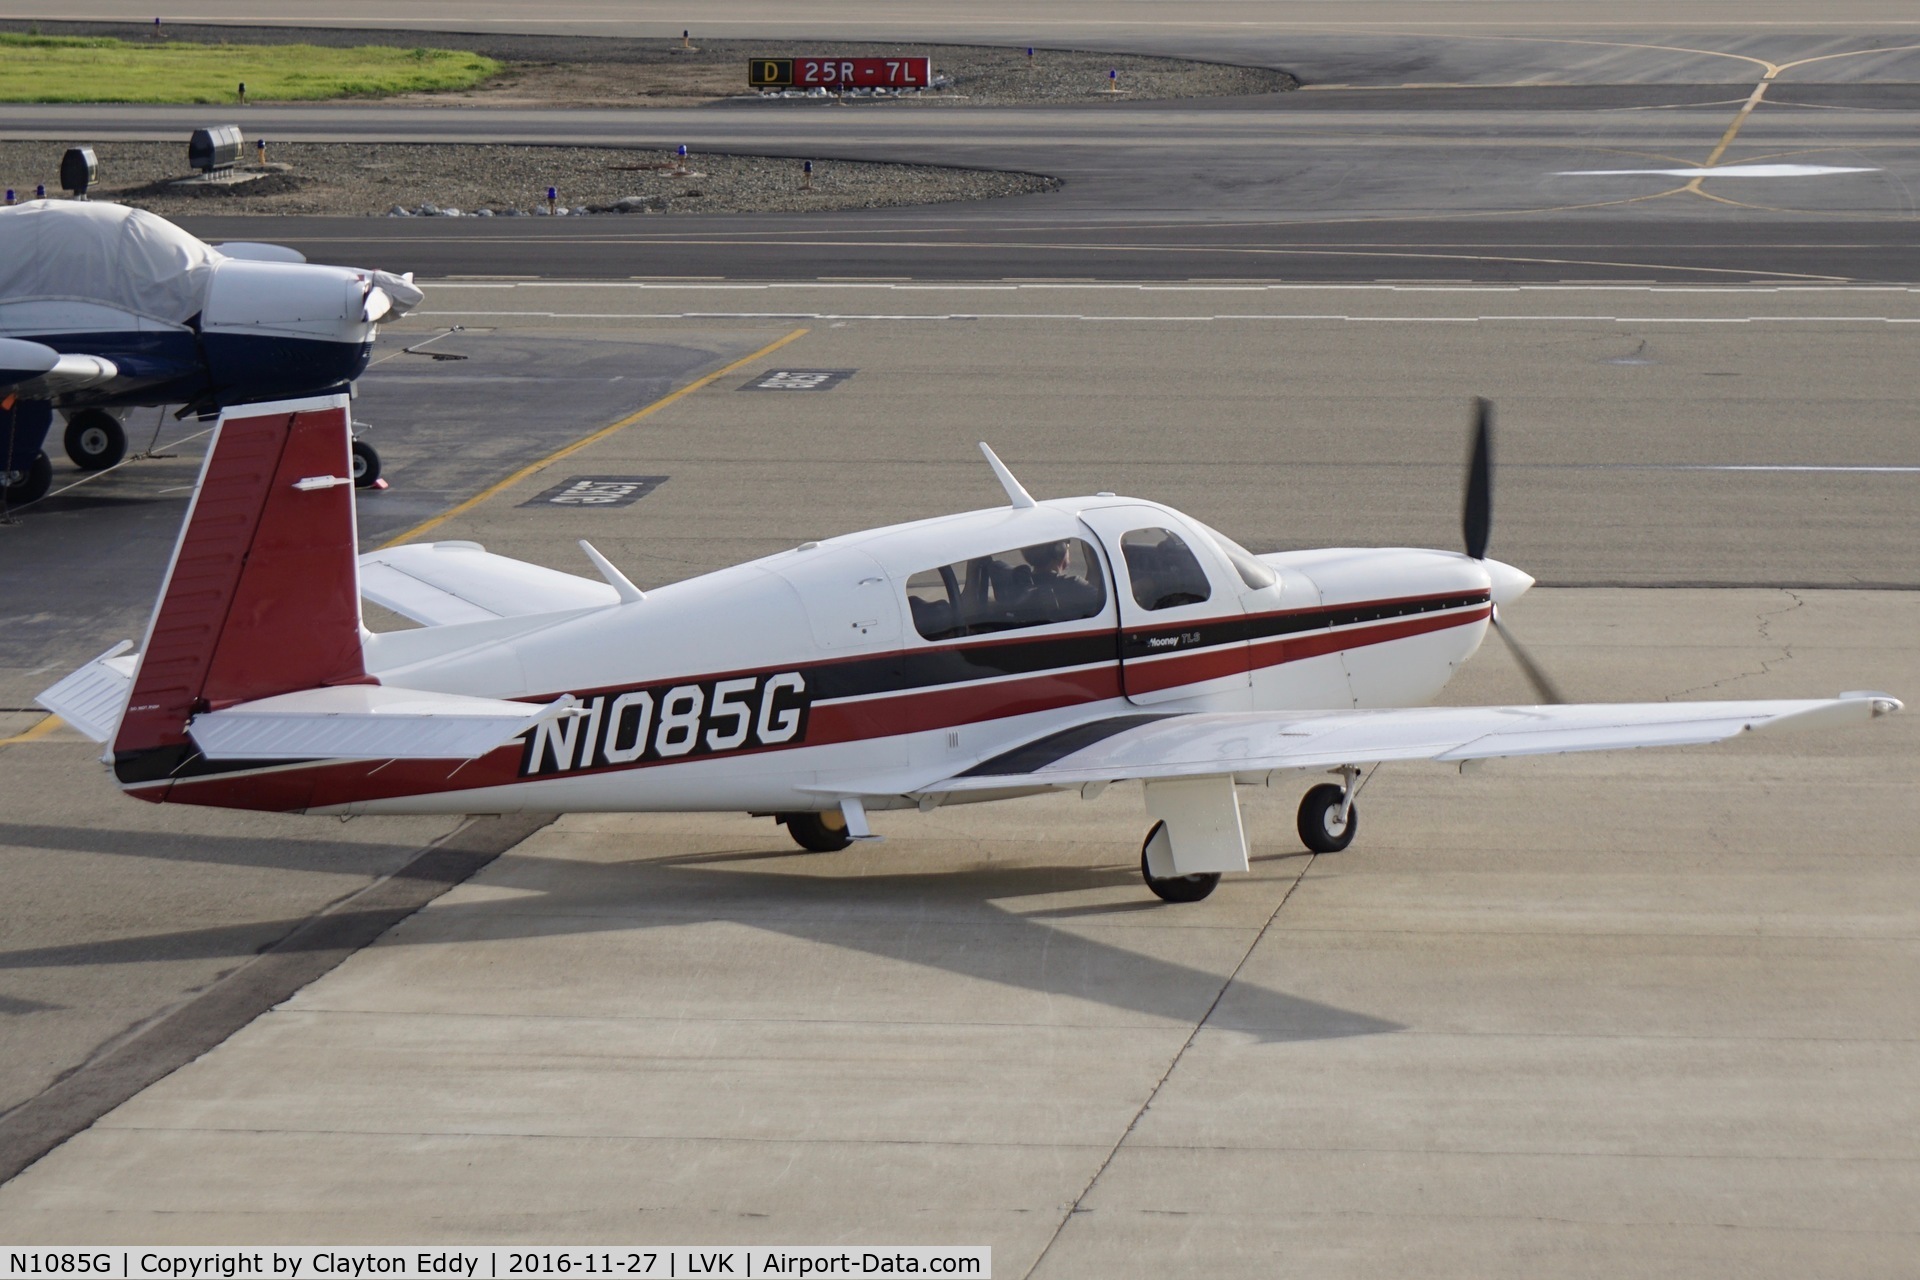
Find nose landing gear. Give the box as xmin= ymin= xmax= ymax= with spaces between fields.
xmin=350 ymin=438 xmax=382 ymax=488
xmin=1298 ymin=765 xmax=1372 ymax=854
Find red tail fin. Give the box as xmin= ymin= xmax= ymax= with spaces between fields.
xmin=114 ymin=395 xmax=366 ymax=794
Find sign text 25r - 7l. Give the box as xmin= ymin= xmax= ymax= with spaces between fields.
xmin=749 ymin=57 xmax=932 ymax=88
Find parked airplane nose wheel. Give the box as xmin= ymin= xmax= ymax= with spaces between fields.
xmin=63 ymin=410 xmax=127 ymax=471
xmin=780 ymin=810 xmax=852 ymax=853
xmin=3 ymin=453 xmax=53 ymax=506
xmin=1140 ymin=820 xmax=1220 ymax=903
xmin=1297 ymin=783 xmax=1358 ymax=853
xmin=350 ymin=440 xmax=381 ymax=488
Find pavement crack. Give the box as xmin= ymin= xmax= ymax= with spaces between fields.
xmin=1021 ymin=855 xmax=1318 ymax=1280
xmin=1666 ymin=588 xmax=1804 ymax=700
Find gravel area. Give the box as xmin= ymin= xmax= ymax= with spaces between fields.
xmin=0 ymin=21 xmax=1294 ymax=107
xmin=0 ymin=141 xmax=1058 ymax=218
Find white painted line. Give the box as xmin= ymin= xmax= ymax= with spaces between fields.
xmin=1557 ymin=163 xmax=1878 ymax=178
xmin=1546 ymin=464 xmax=1920 ymax=473
xmin=418 ymin=281 xmax=1920 ymax=296
xmin=413 ymin=310 xmax=1920 ymax=325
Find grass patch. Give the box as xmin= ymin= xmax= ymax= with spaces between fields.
xmin=0 ymin=33 xmax=501 ymax=103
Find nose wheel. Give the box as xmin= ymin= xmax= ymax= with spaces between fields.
xmin=1297 ymin=782 xmax=1359 ymax=853
xmin=2 ymin=452 xmax=52 ymax=506
xmin=1139 ymin=820 xmax=1220 ymax=902
xmin=350 ymin=439 xmax=382 ymax=488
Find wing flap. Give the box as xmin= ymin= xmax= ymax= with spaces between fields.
xmin=928 ymin=695 xmax=1901 ymax=793
xmin=188 ymin=684 xmax=574 ymax=761
xmin=359 ymin=541 xmax=619 ymax=626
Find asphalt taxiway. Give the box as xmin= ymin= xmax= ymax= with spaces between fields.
xmin=1 ymin=289 xmax=1915 ymax=1274
xmin=17 ymin=8 xmax=1920 ymax=281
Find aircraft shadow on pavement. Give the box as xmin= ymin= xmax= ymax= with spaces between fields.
xmin=0 ymin=842 xmax=1402 ymax=1044
xmin=0 ymin=821 xmax=425 ymax=874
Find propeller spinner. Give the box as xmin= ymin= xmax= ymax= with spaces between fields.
xmin=1462 ymin=398 xmax=1566 ymax=705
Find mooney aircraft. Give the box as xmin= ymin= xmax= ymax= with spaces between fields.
xmin=0 ymin=201 xmax=420 ymax=505
xmin=38 ymin=394 xmax=1900 ymax=901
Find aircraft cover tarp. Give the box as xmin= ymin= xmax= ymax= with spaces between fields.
xmin=0 ymin=201 xmax=222 ymax=325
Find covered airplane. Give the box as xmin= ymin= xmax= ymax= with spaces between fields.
xmin=0 ymin=200 xmax=421 ymax=506
xmin=38 ymin=395 xmax=1901 ymax=901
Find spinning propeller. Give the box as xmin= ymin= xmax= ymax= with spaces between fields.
xmin=1462 ymin=397 xmax=1566 ymax=705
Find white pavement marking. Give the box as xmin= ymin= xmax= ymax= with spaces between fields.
xmin=423 ymin=282 xmax=1920 ymax=294
xmin=413 ymin=310 xmax=1920 ymax=323
xmin=1556 ymin=163 xmax=1880 ymax=177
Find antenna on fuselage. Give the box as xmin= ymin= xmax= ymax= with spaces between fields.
xmin=978 ymin=442 xmax=1036 ymax=509
xmin=578 ymin=539 xmax=646 ymax=604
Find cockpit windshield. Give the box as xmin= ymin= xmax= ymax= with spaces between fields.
xmin=905 ymin=538 xmax=1108 ymax=640
xmin=1192 ymin=520 xmax=1279 ymax=590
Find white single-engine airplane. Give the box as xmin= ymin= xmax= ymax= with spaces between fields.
xmin=39 ymin=394 xmax=1900 ymax=901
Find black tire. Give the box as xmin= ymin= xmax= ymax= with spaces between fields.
xmin=3 ymin=452 xmax=53 ymax=506
xmin=781 ymin=810 xmax=852 ymax=853
xmin=1297 ymin=782 xmax=1358 ymax=853
xmin=1140 ymin=820 xmax=1220 ymax=903
xmin=63 ymin=410 xmax=127 ymax=471
xmin=351 ymin=440 xmax=381 ymax=488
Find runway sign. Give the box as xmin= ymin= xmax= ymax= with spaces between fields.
xmin=742 ymin=369 xmax=856 ymax=391
xmin=749 ymin=57 xmax=933 ymax=89
xmin=522 ymin=475 xmax=668 ymax=508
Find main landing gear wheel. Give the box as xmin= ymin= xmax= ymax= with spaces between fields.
xmin=3 ymin=453 xmax=53 ymax=506
xmin=1140 ymin=820 xmax=1220 ymax=903
xmin=63 ymin=410 xmax=127 ymax=471
xmin=350 ymin=440 xmax=381 ymax=488
xmin=780 ymin=810 xmax=852 ymax=853
xmin=1297 ymin=783 xmax=1358 ymax=854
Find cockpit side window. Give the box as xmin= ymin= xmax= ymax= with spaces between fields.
xmin=1120 ymin=528 xmax=1213 ymax=611
xmin=905 ymin=537 xmax=1107 ymax=641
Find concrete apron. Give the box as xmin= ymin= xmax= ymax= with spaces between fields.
xmin=0 ymin=587 xmax=1913 ymax=1278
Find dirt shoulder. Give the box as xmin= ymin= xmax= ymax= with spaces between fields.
xmin=0 ymin=140 xmax=1058 ymax=218
xmin=0 ymin=21 xmax=1294 ymax=108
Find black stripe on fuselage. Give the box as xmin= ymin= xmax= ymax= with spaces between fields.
xmin=808 ymin=629 xmax=1118 ymax=701
xmin=119 ymin=591 xmax=1488 ymax=787
xmin=1120 ymin=591 xmax=1490 ymax=660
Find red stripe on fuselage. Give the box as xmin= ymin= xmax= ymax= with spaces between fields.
xmin=1123 ymin=605 xmax=1492 ymax=695
xmin=141 ymin=602 xmax=1488 ymax=812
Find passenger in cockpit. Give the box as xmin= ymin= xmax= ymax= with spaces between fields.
xmin=1018 ymin=541 xmax=1102 ymax=618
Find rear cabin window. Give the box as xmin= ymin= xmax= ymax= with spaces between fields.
xmin=906 ymin=538 xmax=1107 ymax=640
xmin=1121 ymin=528 xmax=1213 ymax=610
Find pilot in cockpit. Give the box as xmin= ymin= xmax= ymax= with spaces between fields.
xmin=1009 ymin=540 xmax=1102 ymax=619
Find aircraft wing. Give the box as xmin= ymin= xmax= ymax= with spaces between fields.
xmin=920 ymin=694 xmax=1902 ymax=794
xmin=359 ymin=541 xmax=619 ymax=625
xmin=0 ymin=337 xmax=118 ymax=398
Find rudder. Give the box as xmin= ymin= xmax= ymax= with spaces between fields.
xmin=113 ymin=394 xmax=367 ymax=795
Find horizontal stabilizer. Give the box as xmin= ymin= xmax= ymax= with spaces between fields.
xmin=359 ymin=541 xmax=618 ymax=626
xmin=35 ymin=642 xmax=137 ymax=743
xmin=188 ymin=684 xmax=576 ymax=761
xmin=927 ymin=694 xmax=1903 ymax=793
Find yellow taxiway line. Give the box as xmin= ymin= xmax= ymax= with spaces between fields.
xmin=0 ymin=715 xmax=64 ymax=747
xmin=378 ymin=326 xmax=809 ymax=550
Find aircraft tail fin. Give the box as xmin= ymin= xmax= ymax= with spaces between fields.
xmin=111 ymin=393 xmax=368 ymax=796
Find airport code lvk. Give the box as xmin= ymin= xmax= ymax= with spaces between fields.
xmin=2 ymin=1250 xmax=988 ymax=1279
